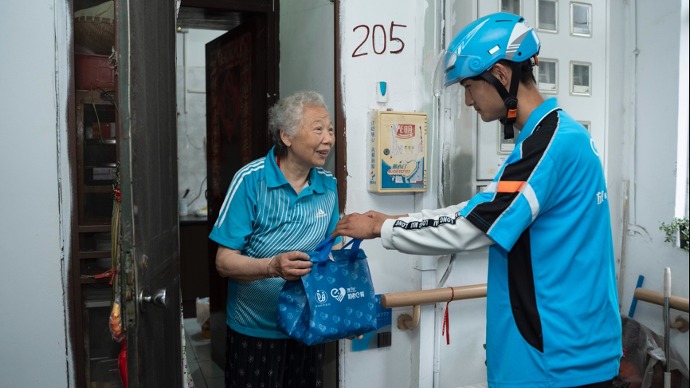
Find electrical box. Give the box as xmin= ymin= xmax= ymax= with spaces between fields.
xmin=368 ymin=110 xmax=427 ymax=193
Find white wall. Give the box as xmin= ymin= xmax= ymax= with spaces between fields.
xmin=0 ymin=1 xmax=72 ymax=387
xmin=279 ymin=0 xmax=337 ymax=173
xmin=338 ymin=1 xmax=452 ymax=387
xmin=617 ymin=0 xmax=689 ymax=368
xmin=279 ymin=0 xmax=335 ymax=114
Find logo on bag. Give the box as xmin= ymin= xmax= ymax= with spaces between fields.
xmin=316 ymin=290 xmax=328 ymax=303
xmin=329 ymin=286 xmax=366 ymax=303
xmin=331 ymin=287 xmax=346 ymax=302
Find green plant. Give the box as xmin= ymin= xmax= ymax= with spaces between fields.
xmin=659 ymin=217 xmax=689 ymax=252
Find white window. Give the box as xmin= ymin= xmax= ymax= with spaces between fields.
xmin=537 ymin=58 xmax=558 ymax=94
xmin=500 ymin=0 xmax=521 ymax=15
xmin=537 ymin=0 xmax=558 ymax=32
xmin=570 ymin=2 xmax=592 ymax=37
xmin=570 ymin=61 xmax=591 ymax=96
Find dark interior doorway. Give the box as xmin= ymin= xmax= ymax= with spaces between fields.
xmin=177 ymin=0 xmax=279 ymax=371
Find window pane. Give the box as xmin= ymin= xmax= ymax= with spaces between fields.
xmin=571 ymin=2 xmax=592 ymax=37
xmin=570 ymin=61 xmax=592 ymax=95
xmin=501 ymin=0 xmax=521 ymax=15
xmin=538 ymin=0 xmax=558 ymax=32
xmin=538 ymin=59 xmax=558 ymax=94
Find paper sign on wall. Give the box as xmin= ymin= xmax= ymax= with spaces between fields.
xmin=368 ymin=110 xmax=427 ymax=193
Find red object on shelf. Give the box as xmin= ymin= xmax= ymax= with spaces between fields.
xmin=75 ymin=54 xmax=115 ymax=90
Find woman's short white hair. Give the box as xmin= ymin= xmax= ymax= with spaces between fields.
xmin=268 ymin=90 xmax=328 ymax=156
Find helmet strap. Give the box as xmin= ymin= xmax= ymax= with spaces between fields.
xmin=479 ymin=62 xmax=523 ymax=139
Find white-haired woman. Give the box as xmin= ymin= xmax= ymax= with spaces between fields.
xmin=209 ymin=90 xmax=340 ymax=387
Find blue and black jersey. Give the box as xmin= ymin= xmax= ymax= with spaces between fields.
xmin=381 ymin=97 xmax=621 ymax=386
xmin=459 ymin=98 xmax=621 ymax=386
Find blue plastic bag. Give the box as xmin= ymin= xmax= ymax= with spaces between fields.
xmin=277 ymin=237 xmax=378 ymax=345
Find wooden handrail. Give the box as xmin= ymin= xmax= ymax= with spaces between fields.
xmin=381 ymin=284 xmax=690 ymax=332
xmin=381 ymin=284 xmax=487 ymax=330
xmin=634 ymin=287 xmax=690 ymax=313
xmin=382 ymin=284 xmax=689 ymax=312
xmin=381 ymin=284 xmax=487 ymax=308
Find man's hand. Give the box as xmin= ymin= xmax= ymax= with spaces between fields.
xmin=332 ymin=212 xmax=387 ymax=239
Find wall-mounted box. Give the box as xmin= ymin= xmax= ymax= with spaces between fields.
xmin=368 ymin=110 xmax=427 ymax=193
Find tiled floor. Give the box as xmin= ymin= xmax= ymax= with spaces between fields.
xmin=184 ymin=317 xmax=224 ymax=388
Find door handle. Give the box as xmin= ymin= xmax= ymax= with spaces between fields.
xmin=139 ymin=289 xmax=167 ymax=309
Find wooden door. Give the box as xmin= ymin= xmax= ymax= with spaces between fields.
xmin=206 ymin=13 xmax=275 ymax=366
xmin=116 ymin=0 xmax=182 ymax=386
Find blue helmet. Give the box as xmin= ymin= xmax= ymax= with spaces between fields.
xmin=433 ymin=12 xmax=540 ymax=139
xmin=442 ymin=12 xmax=540 ymax=87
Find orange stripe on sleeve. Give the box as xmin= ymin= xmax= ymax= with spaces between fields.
xmin=496 ymin=181 xmax=525 ymax=193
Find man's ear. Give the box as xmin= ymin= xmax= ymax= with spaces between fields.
xmin=491 ymin=63 xmax=512 ymax=88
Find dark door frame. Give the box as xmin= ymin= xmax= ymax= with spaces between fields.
xmin=334 ymin=0 xmax=346 ymax=211
xmin=179 ymin=0 xmax=347 ymax=213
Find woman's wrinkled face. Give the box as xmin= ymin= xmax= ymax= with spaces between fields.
xmin=283 ymin=104 xmax=334 ymax=168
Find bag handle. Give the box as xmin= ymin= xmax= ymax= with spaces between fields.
xmin=341 ymin=238 xmax=362 ymax=256
xmin=311 ymin=237 xmax=336 ymax=264
xmin=314 ymin=236 xmax=337 ymax=253
xmin=311 ymin=237 xmax=363 ymax=265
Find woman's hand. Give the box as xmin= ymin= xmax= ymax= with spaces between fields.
xmin=268 ymin=251 xmax=312 ymax=281
xmin=216 ymin=247 xmax=311 ymax=282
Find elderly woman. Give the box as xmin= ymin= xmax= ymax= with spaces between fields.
xmin=209 ymin=90 xmax=340 ymax=388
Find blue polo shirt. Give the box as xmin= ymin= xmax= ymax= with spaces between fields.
xmin=209 ymin=147 xmax=340 ymax=339
xmin=460 ymin=98 xmax=621 ymax=386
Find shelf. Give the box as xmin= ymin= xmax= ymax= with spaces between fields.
xmin=80 ymin=275 xmax=113 ymax=285
xmin=79 ymin=89 xmax=116 ymax=102
xmin=79 ymin=250 xmax=111 ymax=259
xmin=79 ymin=225 xmax=111 ymax=233
xmin=83 ymin=298 xmax=111 ymax=309
xmin=85 ymin=138 xmax=116 ymax=145
xmin=81 ymin=185 xmax=115 ymax=193
xmin=73 ymin=73 xmax=119 ymax=388
xmin=82 ymin=286 xmax=113 ymax=308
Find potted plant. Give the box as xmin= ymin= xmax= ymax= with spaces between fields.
xmin=659 ymin=217 xmax=689 ymax=252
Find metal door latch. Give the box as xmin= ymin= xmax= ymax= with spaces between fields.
xmin=138 ymin=289 xmax=167 ymax=310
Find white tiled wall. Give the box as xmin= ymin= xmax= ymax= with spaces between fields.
xmin=175 ymin=29 xmax=224 ymax=215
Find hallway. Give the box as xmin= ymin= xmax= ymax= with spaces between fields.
xmin=184 ymin=318 xmax=224 ymax=388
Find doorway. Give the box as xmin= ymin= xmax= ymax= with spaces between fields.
xmin=175 ymin=1 xmax=339 ymax=387
xmin=175 ymin=0 xmax=278 ymax=380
